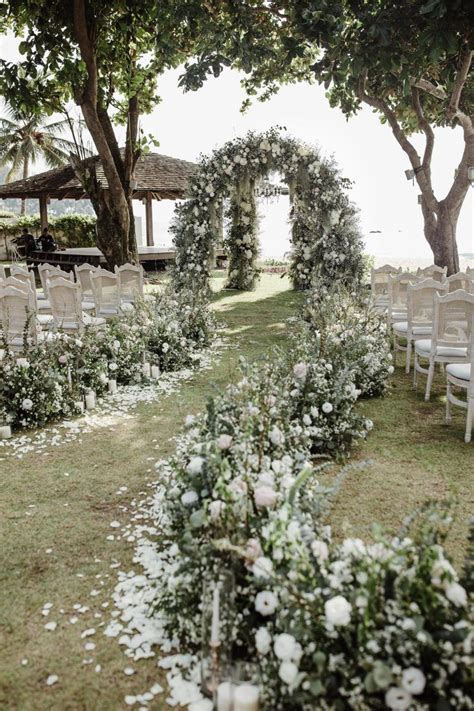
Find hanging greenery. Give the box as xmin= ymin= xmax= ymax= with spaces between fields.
xmin=171 ymin=128 xmax=365 ymax=294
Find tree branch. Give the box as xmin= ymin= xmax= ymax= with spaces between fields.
xmin=411 ymin=87 xmax=434 ymax=177
xmin=72 ymin=0 xmax=97 ymax=104
xmin=410 ymin=77 xmax=446 ymax=100
xmin=357 ymin=71 xmax=438 ymax=213
xmin=447 ymin=48 xmax=473 ymax=121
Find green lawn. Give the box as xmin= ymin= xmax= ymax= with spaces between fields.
xmin=0 ymin=274 xmax=472 ymax=710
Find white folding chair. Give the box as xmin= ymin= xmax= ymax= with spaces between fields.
xmin=392 ymin=279 xmax=447 ymax=373
xmin=370 ymin=264 xmax=401 ymax=312
xmin=90 ymin=269 xmax=121 ymax=319
xmin=0 ymin=284 xmax=39 ymax=350
xmin=444 ymin=292 xmax=474 ymax=443
xmin=10 ymin=264 xmax=36 ymax=292
xmin=387 ymin=272 xmax=418 ymax=331
xmin=446 ymin=271 xmax=474 ymax=294
xmin=115 ymin=262 xmax=144 ymax=303
xmin=416 ymin=264 xmax=447 ymax=282
xmin=2 ymin=275 xmax=53 ymax=328
xmin=414 ymin=289 xmax=472 ymax=401
xmin=0 ymin=265 xmax=6 ymax=281
xmin=48 ymin=277 xmax=105 ymax=332
xmin=75 ymin=263 xmax=98 ymax=303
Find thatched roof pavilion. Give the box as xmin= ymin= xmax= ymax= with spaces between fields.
xmin=0 ymin=152 xmax=196 ymax=246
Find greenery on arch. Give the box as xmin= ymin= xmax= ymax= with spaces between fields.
xmin=171 ymin=129 xmax=365 ymax=294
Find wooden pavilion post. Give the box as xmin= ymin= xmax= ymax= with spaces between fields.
xmin=145 ymin=192 xmax=154 ymax=247
xmin=39 ymin=195 xmax=48 ymax=230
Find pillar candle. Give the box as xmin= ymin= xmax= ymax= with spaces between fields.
xmin=151 ymin=365 xmax=160 ymax=379
xmin=108 ymin=379 xmax=117 ymax=393
xmin=234 ymin=684 xmax=259 ymax=711
xmin=0 ymin=425 xmax=12 ymax=439
xmin=85 ymin=391 xmax=96 ymax=410
xmin=142 ymin=362 xmax=151 ymax=378
xmin=217 ymin=682 xmax=233 ymax=711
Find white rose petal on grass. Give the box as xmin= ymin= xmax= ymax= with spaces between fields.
xmin=279 ymin=660 xmax=299 ymax=686
xmin=124 ymin=696 xmax=136 ymax=706
xmin=324 ymin=595 xmax=352 ymax=626
xmin=124 ymin=667 xmax=135 ymax=676
xmin=385 ymin=687 xmax=413 ymax=710
xmin=46 ymin=675 xmax=59 ymax=686
xmin=255 ymin=590 xmax=278 ymax=616
xmin=81 ymin=628 xmax=96 ymax=638
xmin=44 ymin=621 xmax=57 ymax=631
xmin=110 ymin=521 xmax=121 ymax=529
xmin=84 ymin=642 xmax=96 ymax=651
xmin=21 ymin=658 xmax=28 ymax=666
xmin=401 ymin=668 xmax=426 ymax=695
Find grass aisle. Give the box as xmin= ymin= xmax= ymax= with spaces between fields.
xmin=0 ymin=274 xmax=300 ymax=711
xmin=0 ymin=274 xmax=471 ymax=710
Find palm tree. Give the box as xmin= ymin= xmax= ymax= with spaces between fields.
xmin=0 ymin=103 xmax=78 ymax=215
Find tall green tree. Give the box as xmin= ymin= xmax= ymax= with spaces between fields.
xmin=0 ymin=102 xmax=77 ymax=215
xmin=181 ymin=0 xmax=474 ymax=274
xmin=0 ymin=0 xmax=234 ymax=267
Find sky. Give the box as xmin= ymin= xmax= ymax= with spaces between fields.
xmin=0 ymin=33 xmax=473 ymax=260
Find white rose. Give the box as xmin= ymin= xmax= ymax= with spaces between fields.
xmin=322 ymin=402 xmax=333 ymax=414
xmin=255 ymin=627 xmax=271 ymax=655
xmin=385 ymin=687 xmax=412 ymax=710
xmin=21 ymin=398 xmax=33 ymax=411
xmin=255 ymin=590 xmax=278 ymax=616
xmin=269 ymin=426 xmax=284 ymax=446
xmin=109 ymin=362 xmax=118 ymax=372
xmin=209 ymin=500 xmax=225 ymax=521
xmin=293 ymin=362 xmax=308 ymax=379
xmin=278 ymin=661 xmax=298 ymax=686
xmin=324 ymin=595 xmax=352 ymax=626
xmin=217 ymin=434 xmax=232 ymax=450
xmin=446 ymin=582 xmax=467 ymax=607
xmin=113 ymin=340 xmax=121 ymax=350
xmin=185 ymin=414 xmax=195 ymax=427
xmin=187 ymin=456 xmax=204 ymax=475
xmin=311 ymin=540 xmax=329 ymax=561
xmin=252 ymin=557 xmax=273 ymax=579
xmin=162 ymin=342 xmax=169 ymax=353
xmin=273 ymin=633 xmax=297 ymax=661
xmin=181 ymin=490 xmax=198 ymax=506
xmin=401 ymin=668 xmax=426 ymax=695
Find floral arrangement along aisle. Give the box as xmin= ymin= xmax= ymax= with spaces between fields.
xmin=0 ymin=286 xmax=214 ymax=431
xmin=171 ymin=128 xmax=365 ymax=294
xmin=107 ymin=296 xmax=471 ymax=709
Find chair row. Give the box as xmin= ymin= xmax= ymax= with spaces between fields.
xmin=384 ymin=279 xmax=474 ymax=443
xmin=0 ymin=262 xmax=145 ymax=350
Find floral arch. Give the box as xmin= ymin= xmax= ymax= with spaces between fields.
xmin=171 ymin=128 xmax=364 ymax=293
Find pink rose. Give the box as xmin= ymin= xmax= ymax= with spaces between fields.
xmin=254 ymin=486 xmax=277 ymax=508
xmin=245 ymin=538 xmax=263 ymax=565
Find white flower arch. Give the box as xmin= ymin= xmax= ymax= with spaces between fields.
xmin=171 ymin=128 xmax=364 ymax=293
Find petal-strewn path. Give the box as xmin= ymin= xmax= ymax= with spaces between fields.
xmin=0 ymin=274 xmax=471 ymax=710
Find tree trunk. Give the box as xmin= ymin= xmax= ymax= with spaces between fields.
xmin=20 ymin=156 xmax=29 ymax=216
xmin=424 ymin=200 xmax=460 ymax=275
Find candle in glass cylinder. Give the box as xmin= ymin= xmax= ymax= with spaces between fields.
xmin=85 ymin=391 xmax=96 ymax=410
xmin=210 ymin=586 xmax=220 ymax=645
xmin=234 ymin=684 xmax=259 ymax=711
xmin=151 ymin=365 xmax=160 ymax=379
xmin=142 ymin=362 xmax=151 ymax=378
xmin=108 ymin=379 xmax=117 ymax=394
xmin=0 ymin=425 xmax=12 ymax=439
